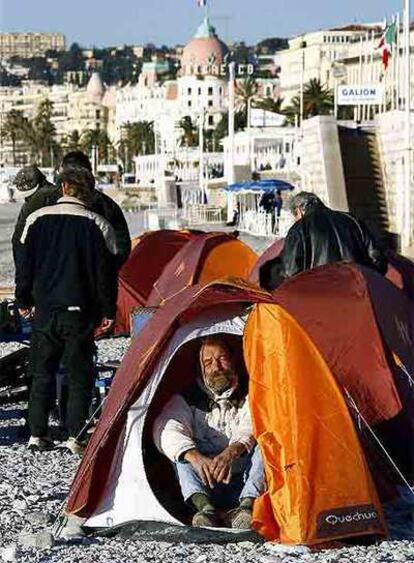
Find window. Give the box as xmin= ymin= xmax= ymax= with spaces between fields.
xmin=96 ymin=109 xmax=101 ymax=119
xmin=198 ymin=87 xmax=202 ymax=95
xmin=208 ymin=115 xmax=214 ymax=126
xmin=208 ymin=86 xmax=213 ymax=96
xmin=187 ymin=87 xmax=192 ymax=95
xmin=188 ymin=100 xmax=192 ymax=107
xmin=208 ymin=99 xmax=213 ymax=107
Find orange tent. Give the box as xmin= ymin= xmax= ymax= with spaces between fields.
xmin=245 ymin=303 xmax=385 ymax=544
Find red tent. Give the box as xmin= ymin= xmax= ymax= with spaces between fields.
xmin=250 ymin=238 xmax=414 ymax=300
xmin=146 ymin=232 xmax=257 ymax=306
xmin=116 ymin=230 xmax=257 ymax=333
xmin=115 ymin=230 xmax=199 ymax=334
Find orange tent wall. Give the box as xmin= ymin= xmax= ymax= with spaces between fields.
xmin=198 ymin=240 xmax=258 ymax=285
xmin=244 ymin=303 xmax=386 ymax=545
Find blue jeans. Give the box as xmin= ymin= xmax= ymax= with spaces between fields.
xmin=175 ymin=445 xmax=266 ymax=509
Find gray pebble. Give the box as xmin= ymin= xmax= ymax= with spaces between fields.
xmin=18 ymin=530 xmax=54 ymax=549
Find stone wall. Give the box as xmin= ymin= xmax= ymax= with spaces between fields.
xmin=375 ymin=110 xmax=414 ymax=240
xmin=300 ymin=115 xmax=348 ymax=211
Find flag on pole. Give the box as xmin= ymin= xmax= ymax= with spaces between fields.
xmin=197 ymin=0 xmax=207 ymax=6
xmin=378 ymin=20 xmax=397 ymax=70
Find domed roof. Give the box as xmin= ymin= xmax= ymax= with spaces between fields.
xmin=181 ymin=17 xmax=228 ymax=76
xmin=86 ymin=72 xmax=105 ymax=103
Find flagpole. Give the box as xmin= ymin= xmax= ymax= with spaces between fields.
xmin=358 ymin=36 xmax=363 ymax=121
xmin=396 ymin=11 xmax=401 ymax=110
xmin=402 ymin=0 xmax=411 ymax=249
xmin=227 ymin=61 xmax=236 ymax=221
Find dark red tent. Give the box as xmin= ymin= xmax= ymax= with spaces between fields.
xmin=115 ymin=230 xmax=199 ymax=334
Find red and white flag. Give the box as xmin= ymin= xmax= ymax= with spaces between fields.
xmin=377 ymin=20 xmax=397 ymax=70
xmin=197 ymin=0 xmax=207 ymax=6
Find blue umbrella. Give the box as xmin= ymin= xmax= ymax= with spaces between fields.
xmin=226 ymin=179 xmax=295 ymax=192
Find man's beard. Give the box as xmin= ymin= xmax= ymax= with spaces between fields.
xmin=206 ymin=369 xmax=236 ymax=395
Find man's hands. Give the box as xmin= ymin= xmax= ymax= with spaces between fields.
xmin=18 ymin=307 xmax=34 ymax=320
xmin=184 ymin=450 xmax=216 ymax=488
xmin=211 ymin=443 xmax=247 ymax=484
xmin=94 ymin=318 xmax=115 ymax=339
xmin=184 ymin=443 xmax=247 ymax=488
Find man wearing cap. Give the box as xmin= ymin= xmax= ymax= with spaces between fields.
xmin=12 ymin=166 xmax=54 ymax=261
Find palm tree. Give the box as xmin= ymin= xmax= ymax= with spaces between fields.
xmin=283 ymin=96 xmax=301 ymax=126
xmin=284 ymin=79 xmax=334 ymax=125
xmin=65 ymin=129 xmax=81 ymax=152
xmin=1 ymin=110 xmax=28 ymax=165
xmin=255 ymin=96 xmax=284 ymax=114
xmin=81 ymin=128 xmax=112 ymax=163
xmin=32 ymin=99 xmax=57 ymax=166
xmin=303 ymin=78 xmax=334 ymax=117
xmin=124 ymin=121 xmax=155 ymax=156
xmin=213 ymin=111 xmax=247 ymax=151
xmin=179 ymin=116 xmax=198 ymax=148
xmin=235 ymin=77 xmax=259 ymax=120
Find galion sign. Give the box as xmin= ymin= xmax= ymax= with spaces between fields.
xmin=337 ymin=84 xmax=384 ymax=106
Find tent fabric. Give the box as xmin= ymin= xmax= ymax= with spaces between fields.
xmin=146 ymin=233 xmax=257 ymax=307
xmin=244 ymin=303 xmax=386 ymax=545
xmin=273 ymin=264 xmax=402 ymax=426
xmin=85 ymin=306 xmax=247 ymax=528
xmin=249 ymin=238 xmax=285 ymax=284
xmin=66 ymin=281 xmax=272 ymax=518
xmin=115 ymin=230 xmax=199 ymax=334
xmin=250 ymin=238 xmax=414 ymax=301
xmin=66 ymin=270 xmax=413 ymax=545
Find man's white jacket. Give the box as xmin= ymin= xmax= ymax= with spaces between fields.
xmin=153 ymin=379 xmax=255 ymax=470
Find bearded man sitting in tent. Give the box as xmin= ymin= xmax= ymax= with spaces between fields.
xmin=153 ymin=336 xmax=266 ymax=529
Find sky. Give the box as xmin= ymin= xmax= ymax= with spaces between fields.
xmin=0 ymin=0 xmax=407 ymax=48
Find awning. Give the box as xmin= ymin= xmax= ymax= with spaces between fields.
xmin=226 ymin=179 xmax=295 ymax=193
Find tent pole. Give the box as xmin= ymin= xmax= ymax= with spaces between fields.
xmin=345 ymin=389 xmax=414 ymax=496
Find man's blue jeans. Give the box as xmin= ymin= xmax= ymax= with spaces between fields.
xmin=175 ymin=445 xmax=266 ymax=509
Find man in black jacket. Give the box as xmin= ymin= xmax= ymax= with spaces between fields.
xmin=260 ymin=192 xmax=387 ymax=291
xmin=15 ymin=166 xmax=119 ymax=453
xmin=12 ymin=151 xmax=131 ymax=270
xmin=12 ymin=166 xmax=55 ymax=258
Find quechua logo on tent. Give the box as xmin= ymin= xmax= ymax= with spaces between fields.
xmin=316 ymin=504 xmax=381 ymax=539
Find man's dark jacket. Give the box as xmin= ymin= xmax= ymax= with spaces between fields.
xmin=13 ymin=185 xmax=131 ymax=270
xmin=260 ymin=204 xmax=388 ymax=290
xmin=15 ymin=196 xmax=118 ymax=323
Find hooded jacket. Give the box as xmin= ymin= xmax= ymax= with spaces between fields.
xmin=260 ymin=203 xmax=388 ymax=290
xmin=153 ymin=378 xmax=255 ymax=471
